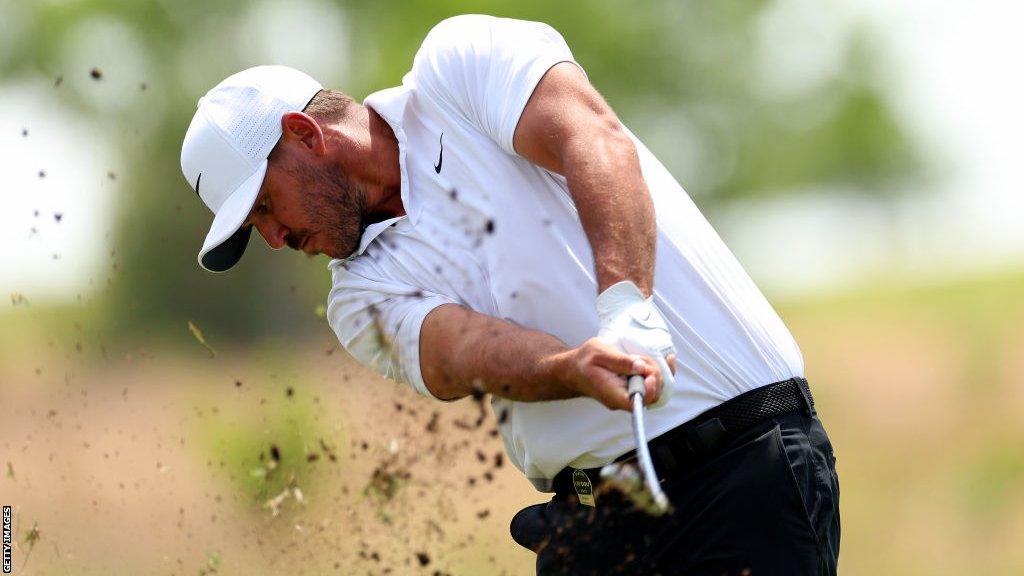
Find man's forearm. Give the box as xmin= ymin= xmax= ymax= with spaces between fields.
xmin=562 ymin=126 xmax=657 ymax=296
xmin=420 ymin=304 xmax=663 ymax=410
xmin=420 ymin=303 xmax=579 ymax=401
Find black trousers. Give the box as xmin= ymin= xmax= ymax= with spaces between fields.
xmin=512 ymin=411 xmax=840 ymax=575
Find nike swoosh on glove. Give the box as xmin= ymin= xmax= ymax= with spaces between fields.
xmin=595 ymin=280 xmax=677 ymax=409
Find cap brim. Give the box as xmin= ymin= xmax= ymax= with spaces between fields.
xmin=197 ymin=160 xmax=267 ymax=272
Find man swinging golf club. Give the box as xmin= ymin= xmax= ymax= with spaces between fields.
xmin=180 ymin=14 xmax=840 ymax=575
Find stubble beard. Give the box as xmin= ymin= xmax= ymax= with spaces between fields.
xmin=292 ymin=162 xmax=367 ymax=259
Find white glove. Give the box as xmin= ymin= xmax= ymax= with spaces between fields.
xmin=596 ymin=280 xmax=676 ymax=409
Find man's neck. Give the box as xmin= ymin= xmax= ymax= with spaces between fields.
xmin=365 ymin=107 xmax=405 ymax=218
xmin=325 ymin=105 xmax=405 ymax=219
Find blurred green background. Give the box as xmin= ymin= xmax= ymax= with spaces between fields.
xmin=2 ymin=0 xmax=1023 ymax=574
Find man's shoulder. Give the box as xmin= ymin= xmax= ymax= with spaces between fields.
xmin=415 ymin=14 xmax=494 ymax=65
xmin=423 ymin=14 xmax=495 ymax=41
xmin=420 ymin=14 xmax=552 ymax=53
xmin=326 ymin=256 xmax=396 ymax=302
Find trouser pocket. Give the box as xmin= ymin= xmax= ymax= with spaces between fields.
xmin=774 ymin=415 xmax=841 ymax=575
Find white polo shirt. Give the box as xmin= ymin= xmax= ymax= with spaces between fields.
xmin=326 ymin=14 xmax=804 ymax=491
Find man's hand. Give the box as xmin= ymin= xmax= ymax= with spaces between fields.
xmin=596 ymin=281 xmax=677 ymax=408
xmin=558 ymin=338 xmax=666 ymax=411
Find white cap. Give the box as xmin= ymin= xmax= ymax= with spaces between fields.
xmin=180 ymin=65 xmax=323 ymax=272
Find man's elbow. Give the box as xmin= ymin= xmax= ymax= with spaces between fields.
xmin=421 ymin=364 xmax=470 ymax=401
xmin=419 ymin=303 xmax=474 ymax=401
xmin=596 ymin=121 xmax=636 ymax=159
xmin=564 ymin=119 xmax=638 ymax=172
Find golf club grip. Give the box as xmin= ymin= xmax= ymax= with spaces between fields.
xmin=627 ymin=374 xmax=646 ymax=398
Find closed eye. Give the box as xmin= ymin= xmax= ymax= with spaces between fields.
xmin=244 ymin=196 xmax=269 ymax=228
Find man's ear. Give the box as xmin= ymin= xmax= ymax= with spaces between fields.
xmin=280 ymin=112 xmax=326 ymax=155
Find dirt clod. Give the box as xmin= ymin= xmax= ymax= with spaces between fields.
xmin=415 ymin=551 xmax=430 ymax=566
xmin=425 ymin=412 xmax=440 ymax=434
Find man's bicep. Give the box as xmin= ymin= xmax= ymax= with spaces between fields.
xmin=419 ymin=302 xmax=483 ymax=401
xmin=513 ymin=61 xmax=629 ymax=175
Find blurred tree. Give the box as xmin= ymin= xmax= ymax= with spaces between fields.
xmin=1 ymin=0 xmax=920 ymax=341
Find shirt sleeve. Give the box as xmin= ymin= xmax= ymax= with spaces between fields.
xmin=326 ymin=262 xmax=456 ymax=399
xmin=412 ymin=14 xmax=582 ymax=155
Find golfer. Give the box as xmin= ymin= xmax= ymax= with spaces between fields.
xmin=181 ymin=14 xmax=839 ymax=575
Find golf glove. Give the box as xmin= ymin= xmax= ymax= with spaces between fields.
xmin=596 ymin=280 xmax=676 ymax=409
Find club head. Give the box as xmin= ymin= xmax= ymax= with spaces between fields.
xmin=599 ymin=460 xmax=672 ymax=516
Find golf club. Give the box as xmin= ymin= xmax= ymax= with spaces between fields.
xmin=600 ymin=374 xmax=671 ymax=515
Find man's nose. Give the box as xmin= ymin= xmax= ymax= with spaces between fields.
xmin=254 ymin=219 xmax=289 ymax=250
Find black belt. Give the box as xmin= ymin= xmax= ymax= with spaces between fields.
xmin=551 ymin=377 xmax=816 ymax=500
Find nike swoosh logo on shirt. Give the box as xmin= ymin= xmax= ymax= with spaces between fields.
xmin=434 ymin=132 xmax=444 ymax=174
xmin=194 ymin=173 xmax=202 ymax=199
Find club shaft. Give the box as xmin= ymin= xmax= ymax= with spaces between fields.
xmin=629 ymin=387 xmax=669 ymax=511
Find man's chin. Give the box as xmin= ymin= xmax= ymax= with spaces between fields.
xmin=320 ymin=243 xmax=360 ymax=261
xmin=317 ymin=228 xmax=364 ymax=260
